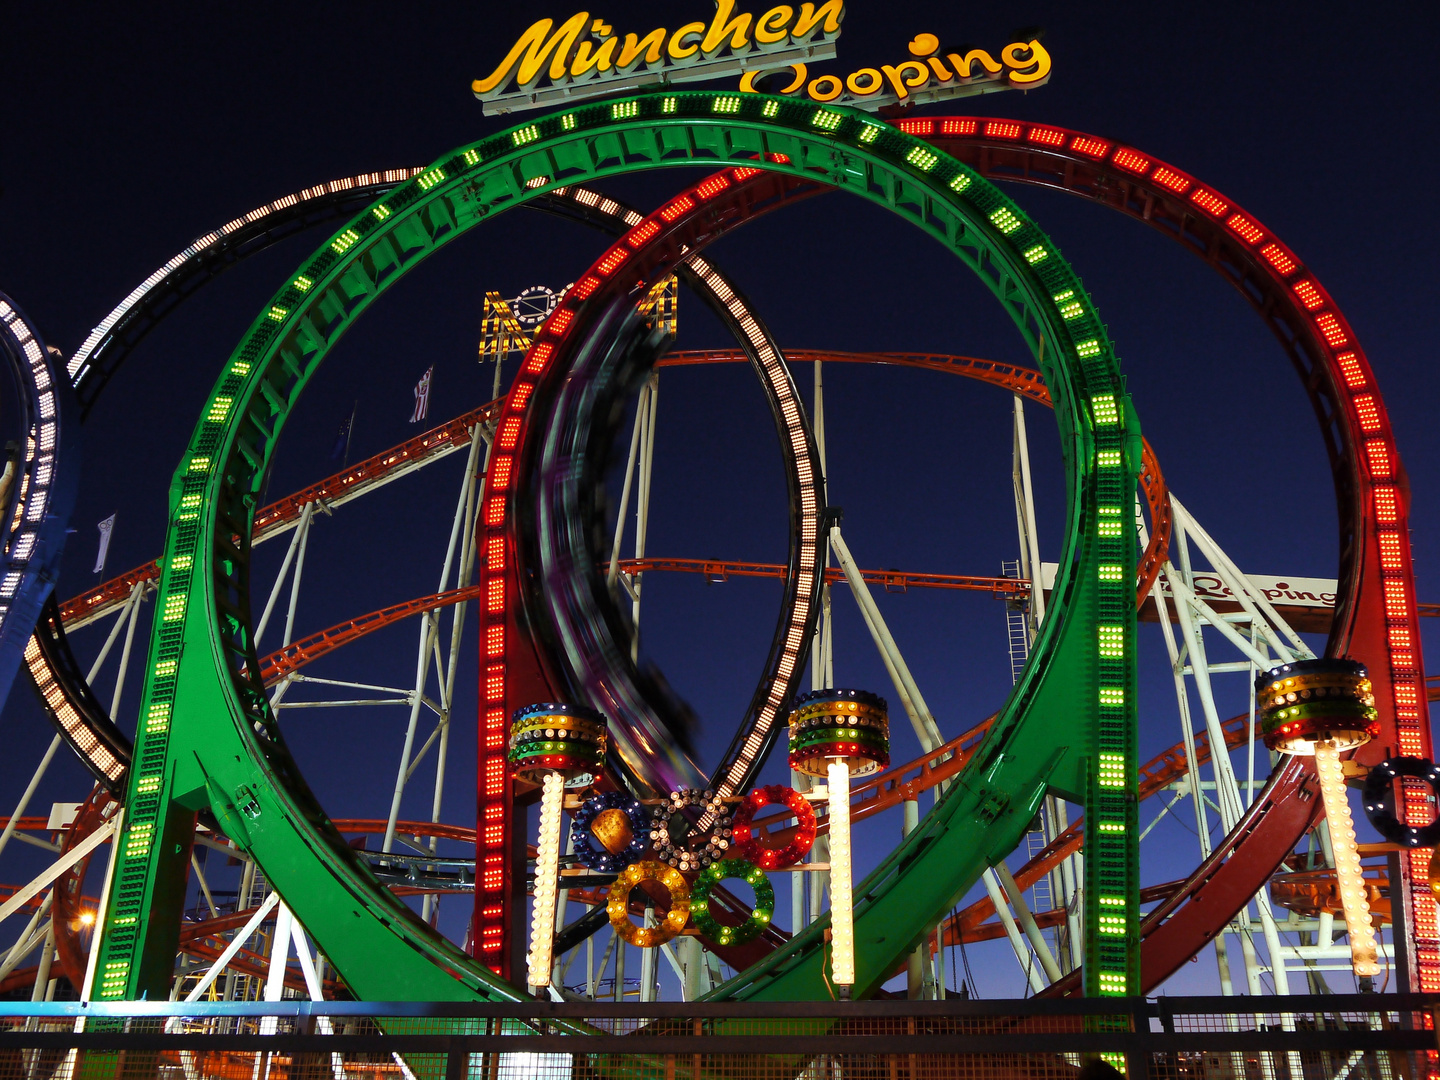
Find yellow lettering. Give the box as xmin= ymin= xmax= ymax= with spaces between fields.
xmin=927 ymin=56 xmax=953 ymax=82
xmin=947 ymin=49 xmax=1002 ymax=81
xmin=807 ymin=74 xmax=842 ymax=101
xmin=907 ymin=33 xmax=939 ymax=57
xmin=1002 ymin=39 xmax=1051 ymax=86
xmin=880 ymin=60 xmax=929 ymax=100
xmin=845 ymin=68 xmax=883 ymax=96
xmin=472 ymin=13 xmax=590 ymax=95
xmin=754 ymin=5 xmax=794 ymax=44
xmin=617 ymin=28 xmax=666 ymax=71
xmin=791 ymin=0 xmax=844 ymax=42
xmin=668 ymin=22 xmax=706 ymax=60
xmin=778 ymin=63 xmax=808 ymax=92
xmin=702 ymin=0 xmax=753 ymax=56
xmin=571 ymin=34 xmax=619 ymax=76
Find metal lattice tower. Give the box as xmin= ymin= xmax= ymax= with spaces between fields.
xmin=637 ymin=275 xmax=678 ymax=336
xmin=479 ymin=292 xmax=531 ymax=364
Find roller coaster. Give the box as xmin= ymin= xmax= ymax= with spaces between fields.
xmin=0 ymin=92 xmax=1431 ymax=1018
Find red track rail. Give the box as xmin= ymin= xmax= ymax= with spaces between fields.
xmin=58 ymin=400 xmax=503 ymax=629
xmin=59 ymin=344 xmax=1178 ymax=632
xmin=666 ymin=349 xmax=1172 ymax=606
xmin=257 ymin=586 xmax=484 ymax=686
xmin=622 ymin=557 xmax=1026 ymax=598
xmin=248 ymin=566 xmax=1024 ymax=693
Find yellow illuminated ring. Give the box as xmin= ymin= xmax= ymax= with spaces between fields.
xmin=606 ymin=859 xmax=690 ymax=948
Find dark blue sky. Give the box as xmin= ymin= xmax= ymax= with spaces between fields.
xmin=1 ymin=0 xmax=1436 ymax=999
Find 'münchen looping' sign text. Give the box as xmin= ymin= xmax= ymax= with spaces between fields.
xmin=741 ymin=31 xmax=1049 ymax=108
xmin=472 ymin=0 xmax=845 ymax=114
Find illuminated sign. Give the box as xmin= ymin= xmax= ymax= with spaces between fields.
xmin=1042 ymin=563 xmax=1339 ymax=610
xmin=473 ymin=1 xmax=844 ymax=114
xmin=740 ymin=32 xmax=1049 ymax=108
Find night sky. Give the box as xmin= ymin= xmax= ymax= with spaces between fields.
xmin=2 ymin=0 xmax=1437 ymax=1000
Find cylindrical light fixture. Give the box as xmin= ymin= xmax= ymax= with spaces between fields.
xmin=788 ymin=688 xmax=889 ymax=998
xmin=509 ymin=702 xmax=608 ymax=989
xmin=1258 ymin=659 xmax=1380 ymax=978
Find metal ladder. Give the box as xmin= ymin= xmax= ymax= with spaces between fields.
xmin=1001 ymin=560 xmax=1031 ymax=685
xmin=224 ymin=864 xmax=272 ymax=1003
xmin=1002 ymin=560 xmax=1057 ymax=937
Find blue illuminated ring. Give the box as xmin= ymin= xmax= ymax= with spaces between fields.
xmin=572 ymin=790 xmax=651 ymax=873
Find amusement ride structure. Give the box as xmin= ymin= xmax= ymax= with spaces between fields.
xmin=0 ymin=89 xmax=1432 ymax=1026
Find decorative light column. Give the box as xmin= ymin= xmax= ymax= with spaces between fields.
xmin=508 ymin=702 xmax=607 ymax=989
xmin=788 ymin=689 xmax=889 ymax=999
xmin=1258 ymin=659 xmax=1381 ymax=979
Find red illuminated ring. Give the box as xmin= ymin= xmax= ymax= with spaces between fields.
xmin=732 ymin=785 xmax=816 ymax=870
xmin=920 ymin=117 xmax=1427 ymax=995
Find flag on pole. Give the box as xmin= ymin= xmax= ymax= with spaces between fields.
xmin=93 ymin=514 xmax=116 ymax=575
xmin=409 ymin=366 xmax=433 ymax=424
xmin=331 ymin=403 xmax=356 ymax=464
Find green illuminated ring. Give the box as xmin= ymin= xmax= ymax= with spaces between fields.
xmin=1261 ymin=701 xmax=1380 ymax=727
xmin=690 ymin=859 xmax=776 ymax=947
xmin=790 ymin=726 xmax=890 ymax=749
xmin=508 ymin=738 xmax=602 ymax=758
xmin=104 ymin=91 xmax=1139 ymax=1003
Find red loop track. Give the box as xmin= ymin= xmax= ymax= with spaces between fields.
xmin=908 ymin=116 xmax=1430 ymax=993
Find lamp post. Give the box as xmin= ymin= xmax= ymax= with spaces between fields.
xmin=508 ymin=702 xmax=608 ymax=990
xmin=1257 ymin=659 xmax=1381 ymax=980
xmin=788 ymin=689 xmax=890 ymax=999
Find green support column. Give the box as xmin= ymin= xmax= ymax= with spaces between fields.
xmin=1081 ymin=394 xmax=1143 ymax=999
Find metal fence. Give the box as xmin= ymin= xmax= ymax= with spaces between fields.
xmin=0 ymin=994 xmax=1432 ymax=1080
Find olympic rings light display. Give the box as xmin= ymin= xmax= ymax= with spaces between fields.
xmin=690 ymin=859 xmax=775 ymax=947
xmin=651 ymin=789 xmax=734 ymax=872
xmin=733 ymin=785 xmax=816 ymax=870
xmin=607 ymin=860 xmax=691 ymax=948
xmin=572 ymin=790 xmax=651 ymax=873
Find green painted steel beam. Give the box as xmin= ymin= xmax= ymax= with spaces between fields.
xmin=92 ymin=91 xmax=1139 ymax=1003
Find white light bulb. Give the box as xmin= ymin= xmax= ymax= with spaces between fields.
xmin=527 ymin=771 xmax=565 ymax=987
xmin=1314 ymin=742 xmax=1381 ymax=980
xmin=827 ymin=760 xmax=855 ymax=987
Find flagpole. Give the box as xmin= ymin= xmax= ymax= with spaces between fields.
xmin=343 ymin=401 xmax=356 ymax=468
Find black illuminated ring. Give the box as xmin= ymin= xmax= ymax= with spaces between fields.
xmin=650 ymin=789 xmax=734 ymax=872
xmin=1362 ymin=757 xmax=1440 ymax=848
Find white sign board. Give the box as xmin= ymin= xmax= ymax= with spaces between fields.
xmin=1040 ymin=563 xmax=1337 ymax=610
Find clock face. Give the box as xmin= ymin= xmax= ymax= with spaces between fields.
xmin=511 ymin=284 xmax=558 ymax=327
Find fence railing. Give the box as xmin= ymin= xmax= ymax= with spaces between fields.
xmin=0 ymin=994 xmax=1432 ymax=1080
